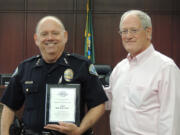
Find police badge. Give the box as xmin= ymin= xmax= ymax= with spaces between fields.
xmin=64 ymin=69 xmax=74 ymax=82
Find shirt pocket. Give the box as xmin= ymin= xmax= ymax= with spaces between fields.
xmin=23 ymin=82 xmax=39 ymax=109
xmin=24 ymin=83 xmax=38 ymax=94
xmin=128 ymin=85 xmax=145 ymax=108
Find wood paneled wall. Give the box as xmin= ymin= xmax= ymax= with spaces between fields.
xmin=0 ymin=0 xmax=179 ymax=73
xmin=0 ymin=0 xmax=179 ymax=135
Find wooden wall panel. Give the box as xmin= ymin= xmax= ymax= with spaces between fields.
xmin=93 ymin=14 xmax=126 ymax=66
xmin=0 ymin=13 xmax=24 ymax=73
xmin=92 ymin=0 xmax=173 ymax=12
xmin=77 ymin=0 xmax=173 ymax=12
xmin=0 ymin=1 xmax=178 ymax=71
xmin=151 ymin=14 xmax=172 ymax=57
xmin=0 ymin=0 xmax=24 ymax=10
xmin=27 ymin=0 xmax=73 ymax=11
xmin=25 ymin=14 xmax=42 ymax=59
xmin=172 ymin=15 xmax=180 ymax=67
xmin=74 ymin=14 xmax=86 ymax=55
xmin=174 ymin=0 xmax=180 ymax=11
xmin=76 ymin=0 xmax=86 ymax=11
xmin=93 ymin=111 xmax=111 ymax=135
xmin=93 ymin=0 xmax=144 ymax=12
xmin=142 ymin=0 xmax=173 ymax=11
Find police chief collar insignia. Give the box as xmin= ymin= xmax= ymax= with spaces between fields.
xmin=36 ymin=58 xmax=41 ymax=66
xmin=64 ymin=69 xmax=74 ymax=82
xmin=89 ymin=64 xmax=98 ymax=76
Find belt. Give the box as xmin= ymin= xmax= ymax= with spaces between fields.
xmin=23 ymin=129 xmax=94 ymax=135
xmin=23 ymin=129 xmax=55 ymax=135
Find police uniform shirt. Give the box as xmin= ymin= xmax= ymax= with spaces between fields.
xmin=0 ymin=52 xmax=108 ymax=134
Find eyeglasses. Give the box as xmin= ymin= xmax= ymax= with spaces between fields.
xmin=119 ymin=28 xmax=144 ymax=36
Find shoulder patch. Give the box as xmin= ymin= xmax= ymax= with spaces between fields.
xmin=89 ymin=64 xmax=98 ymax=76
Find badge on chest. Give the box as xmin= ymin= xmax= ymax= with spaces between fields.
xmin=64 ymin=68 xmax=74 ymax=82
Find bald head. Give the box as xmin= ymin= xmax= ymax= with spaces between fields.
xmin=35 ymin=16 xmax=65 ymax=35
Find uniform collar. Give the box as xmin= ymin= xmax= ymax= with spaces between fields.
xmin=56 ymin=52 xmax=70 ymax=66
xmin=127 ymin=44 xmax=155 ymax=64
xmin=34 ymin=52 xmax=70 ymax=68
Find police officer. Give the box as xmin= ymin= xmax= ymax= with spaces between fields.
xmin=0 ymin=16 xmax=108 ymax=135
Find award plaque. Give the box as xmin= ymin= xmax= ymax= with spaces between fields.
xmin=45 ymin=84 xmax=80 ymax=126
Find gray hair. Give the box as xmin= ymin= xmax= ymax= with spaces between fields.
xmin=119 ymin=10 xmax=152 ymax=30
xmin=35 ymin=16 xmax=65 ymax=34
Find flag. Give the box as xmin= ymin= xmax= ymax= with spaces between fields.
xmin=84 ymin=0 xmax=95 ymax=64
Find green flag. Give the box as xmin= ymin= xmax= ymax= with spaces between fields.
xmin=84 ymin=0 xmax=95 ymax=64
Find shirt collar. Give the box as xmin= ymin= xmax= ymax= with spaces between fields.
xmin=34 ymin=52 xmax=70 ymax=67
xmin=56 ymin=52 xmax=70 ymax=66
xmin=127 ymin=44 xmax=155 ymax=64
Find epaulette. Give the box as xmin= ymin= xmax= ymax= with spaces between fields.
xmin=67 ymin=53 xmax=89 ymax=62
xmin=23 ymin=54 xmax=41 ymax=63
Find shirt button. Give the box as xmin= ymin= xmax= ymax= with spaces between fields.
xmin=26 ymin=88 xmax=29 ymax=92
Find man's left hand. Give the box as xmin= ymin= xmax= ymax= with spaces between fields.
xmin=44 ymin=122 xmax=82 ymax=135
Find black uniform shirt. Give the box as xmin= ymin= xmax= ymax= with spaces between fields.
xmin=1 ymin=52 xmax=108 ymax=133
